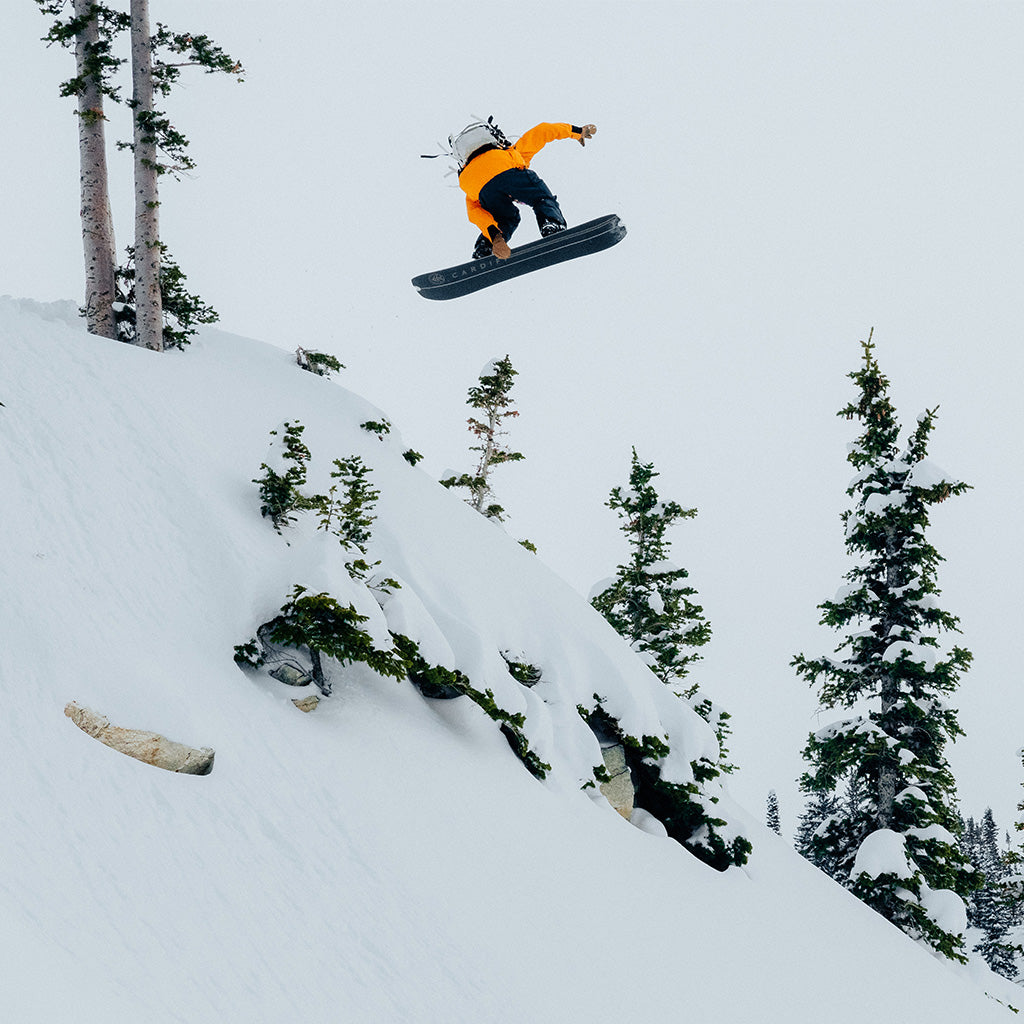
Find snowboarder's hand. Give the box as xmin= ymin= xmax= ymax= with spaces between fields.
xmin=492 ymin=234 xmax=511 ymax=260
xmin=578 ymin=124 xmax=597 ymax=146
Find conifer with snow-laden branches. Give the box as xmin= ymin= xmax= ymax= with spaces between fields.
xmin=591 ymin=449 xmax=749 ymax=869
xmin=794 ymin=335 xmax=977 ymax=962
xmin=591 ymin=450 xmax=735 ymax=766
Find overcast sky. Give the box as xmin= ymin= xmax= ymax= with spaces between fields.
xmin=6 ymin=1 xmax=1024 ymax=833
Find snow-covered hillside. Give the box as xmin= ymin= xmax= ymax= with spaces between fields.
xmin=1 ymin=298 xmax=1018 ymax=1022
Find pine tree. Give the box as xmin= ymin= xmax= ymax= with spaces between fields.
xmin=37 ymin=1 xmax=129 ymax=338
xmin=126 ymin=3 xmax=242 ymax=350
xmin=39 ymin=1 xmax=242 ymax=350
xmin=794 ymin=334 xmax=977 ymax=961
xmin=253 ymin=421 xmax=313 ymax=532
xmin=962 ymin=815 xmax=980 ymax=871
xmin=1018 ymin=752 xmax=1024 ymax=842
xmin=591 ymin=450 xmax=710 ymax=679
xmin=591 ymin=449 xmax=730 ymax=760
xmin=795 ymin=777 xmax=871 ymax=882
xmin=766 ymin=790 xmax=782 ymax=835
xmin=589 ymin=449 xmax=749 ymax=870
xmin=795 ymin=789 xmax=841 ymax=872
xmin=1012 ymin=751 xmax=1024 ymax=867
xmin=969 ymin=808 xmax=1024 ymax=979
xmin=1009 ymin=755 xmax=1024 ymax=976
xmin=127 ymin=0 xmax=161 ymax=349
xmin=441 ymin=356 xmax=524 ymax=521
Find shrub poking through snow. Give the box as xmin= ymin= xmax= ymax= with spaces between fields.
xmin=114 ymin=245 xmax=219 ymax=349
xmin=253 ymin=424 xmax=392 ymax=583
xmin=794 ymin=333 xmax=976 ymax=962
xmin=392 ymin=633 xmax=551 ymax=779
xmin=253 ymin=421 xmax=314 ymax=532
xmin=316 ymin=456 xmax=399 ymax=592
xmin=500 ymin=651 xmax=542 ymax=688
xmin=244 ymin=426 xmax=402 ymax=694
xmin=295 ymin=347 xmax=344 ymax=377
xmin=259 ymin=586 xmax=405 ymax=695
xmin=360 ymin=419 xmax=391 ymax=439
xmin=233 ymin=639 xmax=264 ymax=669
xmin=242 ymin=425 xmax=547 ymax=776
xmin=318 ymin=456 xmax=377 ymax=549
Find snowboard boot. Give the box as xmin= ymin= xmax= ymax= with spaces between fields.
xmin=538 ymin=217 xmax=567 ymax=237
xmin=472 ymin=235 xmax=493 ymax=260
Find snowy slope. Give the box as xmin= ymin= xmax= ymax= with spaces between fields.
xmin=1 ymin=298 xmax=1019 ymax=1023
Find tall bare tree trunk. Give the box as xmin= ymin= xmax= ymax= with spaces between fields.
xmin=876 ymin=530 xmax=900 ymax=830
xmin=130 ymin=0 xmax=162 ymax=351
xmin=74 ymin=0 xmax=117 ymax=339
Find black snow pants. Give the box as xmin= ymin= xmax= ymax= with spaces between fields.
xmin=477 ymin=167 xmax=567 ymax=241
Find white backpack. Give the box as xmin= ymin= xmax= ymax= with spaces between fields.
xmin=448 ymin=118 xmax=511 ymax=171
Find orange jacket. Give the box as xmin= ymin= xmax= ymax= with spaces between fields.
xmin=458 ymin=122 xmax=584 ymax=238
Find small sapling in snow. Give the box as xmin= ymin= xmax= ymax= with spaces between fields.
xmin=441 ymin=355 xmax=524 ymax=522
xmin=296 ymin=347 xmax=344 ymax=377
xmin=253 ymin=421 xmax=314 ymax=532
xmin=359 ymin=419 xmax=391 ymax=439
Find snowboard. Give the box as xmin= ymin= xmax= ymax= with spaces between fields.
xmin=412 ymin=214 xmax=626 ymax=301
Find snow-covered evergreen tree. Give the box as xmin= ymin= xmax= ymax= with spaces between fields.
xmin=1009 ymin=755 xmax=1024 ymax=978
xmin=962 ymin=815 xmax=980 ymax=870
xmin=591 ymin=450 xmax=734 ymax=766
xmin=793 ymin=335 xmax=977 ymax=962
xmin=795 ymin=777 xmax=871 ymax=882
xmin=766 ymin=790 xmax=781 ymax=835
xmin=1013 ymin=752 xmax=1024 ymax=867
xmin=796 ymin=789 xmax=841 ymax=871
xmin=967 ymin=808 xmax=1023 ymax=979
xmin=592 ymin=449 xmax=709 ymax=680
xmin=588 ymin=449 xmax=750 ymax=870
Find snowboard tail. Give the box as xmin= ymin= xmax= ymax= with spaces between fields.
xmin=412 ymin=214 xmax=626 ymax=301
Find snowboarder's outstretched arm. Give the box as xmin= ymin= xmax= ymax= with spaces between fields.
xmin=514 ymin=122 xmax=597 ymax=163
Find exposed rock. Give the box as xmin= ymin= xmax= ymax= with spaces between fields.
xmin=291 ymin=694 xmax=320 ymax=713
xmin=269 ymin=663 xmax=313 ymax=687
xmin=410 ymin=674 xmax=462 ymax=699
xmin=64 ymin=702 xmax=214 ymax=775
xmin=599 ymin=742 xmax=634 ymax=820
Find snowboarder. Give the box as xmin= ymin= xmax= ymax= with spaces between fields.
xmin=449 ymin=119 xmax=598 ymax=261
